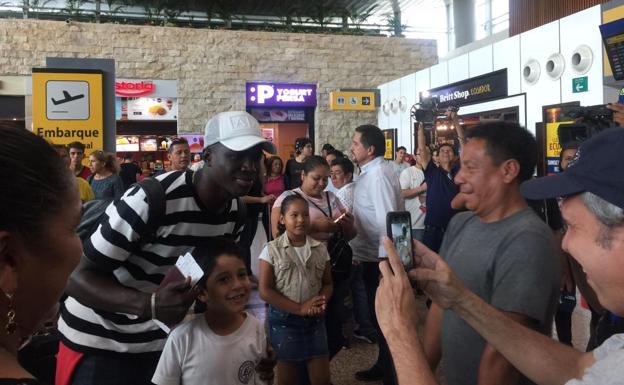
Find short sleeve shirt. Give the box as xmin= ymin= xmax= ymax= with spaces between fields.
xmin=423 ymin=159 xmax=459 ymax=228
xmin=439 ymin=209 xmax=560 ymax=385
xmin=399 ymin=166 xmax=426 ymax=229
xmin=285 ymin=159 xmax=305 ymax=190
xmin=273 ymin=188 xmax=344 ymax=242
xmin=59 ymin=171 xmax=244 ymax=354
xmin=152 ymin=313 xmax=268 ymax=385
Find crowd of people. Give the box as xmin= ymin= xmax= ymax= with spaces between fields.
xmin=0 ymin=104 xmax=623 ymax=385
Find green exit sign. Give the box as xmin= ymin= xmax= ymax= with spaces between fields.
xmin=573 ymin=77 xmax=588 ymax=93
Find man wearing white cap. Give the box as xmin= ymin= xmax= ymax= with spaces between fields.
xmin=58 ymin=111 xmax=276 ymax=385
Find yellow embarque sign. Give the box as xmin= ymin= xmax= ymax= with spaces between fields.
xmin=32 ymin=68 xmax=104 ymax=151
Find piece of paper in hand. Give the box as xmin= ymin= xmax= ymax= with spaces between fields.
xmin=154 ymin=252 xmax=205 ymax=334
xmin=175 ymin=252 xmax=204 ymax=286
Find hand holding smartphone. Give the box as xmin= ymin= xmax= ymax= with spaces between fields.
xmin=386 ymin=211 xmax=414 ymax=270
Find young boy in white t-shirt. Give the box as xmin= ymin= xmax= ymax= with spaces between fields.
xmin=152 ymin=239 xmax=274 ymax=385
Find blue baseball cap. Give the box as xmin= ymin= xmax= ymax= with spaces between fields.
xmin=521 ymin=128 xmax=624 ymax=209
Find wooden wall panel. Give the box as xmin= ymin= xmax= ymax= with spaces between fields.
xmin=510 ymin=0 xmax=609 ymax=35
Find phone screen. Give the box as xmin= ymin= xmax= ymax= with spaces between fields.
xmin=386 ymin=211 xmax=414 ymax=270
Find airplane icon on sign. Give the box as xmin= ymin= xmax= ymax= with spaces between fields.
xmin=51 ymin=90 xmax=85 ymax=105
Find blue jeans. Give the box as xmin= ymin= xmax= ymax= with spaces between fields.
xmin=268 ymin=306 xmax=328 ymax=362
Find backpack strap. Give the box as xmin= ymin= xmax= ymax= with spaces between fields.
xmin=326 ymin=192 xmax=332 ymax=218
xmin=135 ymin=177 xmax=167 ymax=244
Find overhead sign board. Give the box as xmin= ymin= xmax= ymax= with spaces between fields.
xmin=422 ymin=69 xmax=508 ymax=108
xmin=329 ymin=91 xmax=376 ymax=111
xmin=32 ymin=68 xmax=104 ymax=151
xmin=246 ymin=82 xmax=317 ymax=107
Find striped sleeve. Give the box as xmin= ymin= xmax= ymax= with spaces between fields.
xmin=83 ymin=185 xmax=151 ymax=271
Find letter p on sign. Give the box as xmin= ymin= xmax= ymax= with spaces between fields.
xmin=257 ymin=85 xmax=274 ymax=104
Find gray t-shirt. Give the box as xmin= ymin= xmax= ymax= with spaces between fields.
xmin=566 ymin=333 xmax=624 ymax=384
xmin=440 ymin=208 xmax=560 ymax=385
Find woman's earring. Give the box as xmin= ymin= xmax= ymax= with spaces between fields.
xmin=5 ymin=293 xmax=17 ymax=335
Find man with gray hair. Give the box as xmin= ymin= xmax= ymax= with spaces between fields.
xmin=374 ymin=127 xmax=624 ymax=385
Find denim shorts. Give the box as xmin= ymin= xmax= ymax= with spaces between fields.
xmin=268 ymin=306 xmax=329 ymax=362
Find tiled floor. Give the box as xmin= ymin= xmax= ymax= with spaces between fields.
xmin=248 ymin=220 xmax=593 ymax=385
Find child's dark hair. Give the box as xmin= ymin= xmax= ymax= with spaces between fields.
xmin=192 ymin=237 xmax=244 ymax=287
xmin=277 ymin=194 xmax=309 ymax=235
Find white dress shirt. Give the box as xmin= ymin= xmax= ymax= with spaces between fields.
xmin=336 ymin=181 xmax=355 ymax=212
xmin=351 ymin=156 xmax=404 ymax=262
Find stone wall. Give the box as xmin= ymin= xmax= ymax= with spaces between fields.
xmin=0 ymin=19 xmax=437 ymax=152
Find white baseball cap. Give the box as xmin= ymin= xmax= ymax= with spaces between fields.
xmin=203 ymin=111 xmax=276 ymax=153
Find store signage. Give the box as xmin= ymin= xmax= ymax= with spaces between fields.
xmin=422 ymin=69 xmax=508 ymax=108
xmin=572 ymin=77 xmax=588 ymax=93
xmin=32 ymin=68 xmax=103 ymax=151
xmin=329 ymin=91 xmax=376 ymax=111
xmin=115 ymin=81 xmax=155 ymax=97
xmin=250 ymin=108 xmax=306 ymax=122
xmin=122 ymin=97 xmax=178 ymax=121
xmin=246 ymin=82 xmax=317 ymax=107
xmin=382 ymin=128 xmax=397 ymax=160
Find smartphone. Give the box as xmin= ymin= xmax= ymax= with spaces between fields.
xmin=333 ymin=212 xmax=347 ymax=223
xmin=386 ymin=211 xmax=414 ymax=270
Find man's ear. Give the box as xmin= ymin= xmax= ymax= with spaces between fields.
xmin=0 ymin=231 xmax=19 ymax=296
xmin=366 ymin=145 xmax=376 ymax=158
xmin=500 ymin=159 xmax=521 ymax=184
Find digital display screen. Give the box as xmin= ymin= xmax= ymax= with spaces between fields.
xmin=600 ymin=18 xmax=624 ymax=80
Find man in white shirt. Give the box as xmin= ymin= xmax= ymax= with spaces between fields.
xmin=350 ymin=124 xmax=403 ymax=385
xmin=399 ymin=150 xmax=427 ymax=242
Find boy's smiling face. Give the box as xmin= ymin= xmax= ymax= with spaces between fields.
xmin=198 ymin=255 xmax=250 ymax=314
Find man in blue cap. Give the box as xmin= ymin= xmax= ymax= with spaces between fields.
xmin=374 ymin=127 xmax=624 ymax=385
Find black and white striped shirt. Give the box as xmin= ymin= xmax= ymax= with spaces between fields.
xmin=59 ymin=171 xmax=242 ymax=355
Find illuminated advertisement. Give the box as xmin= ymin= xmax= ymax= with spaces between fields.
xmin=246 ymin=82 xmax=317 ymax=107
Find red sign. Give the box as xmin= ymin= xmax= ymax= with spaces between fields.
xmin=115 ymin=81 xmax=155 ymax=97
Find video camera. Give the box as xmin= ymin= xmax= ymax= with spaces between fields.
xmin=558 ymin=104 xmax=615 ymax=144
xmin=410 ymin=96 xmax=459 ymax=129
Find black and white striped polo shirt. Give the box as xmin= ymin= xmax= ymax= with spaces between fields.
xmin=59 ymin=170 xmax=242 ymax=354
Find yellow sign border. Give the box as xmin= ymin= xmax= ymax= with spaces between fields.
xmin=329 ymin=91 xmax=376 ymax=111
xmin=32 ymin=69 xmax=104 ymax=153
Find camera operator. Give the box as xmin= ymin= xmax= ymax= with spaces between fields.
xmin=416 ymin=110 xmax=463 ymax=253
xmin=375 ymin=128 xmax=624 ymax=385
